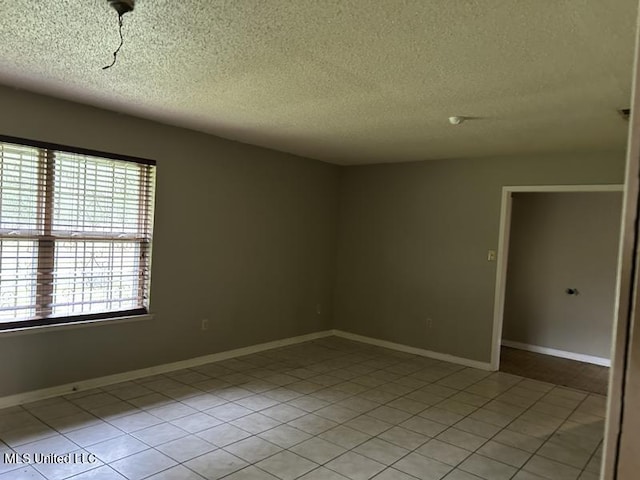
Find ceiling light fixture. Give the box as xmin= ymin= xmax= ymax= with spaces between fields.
xmin=448 ymin=116 xmax=466 ymax=125
xmin=102 ymin=0 xmax=135 ymax=70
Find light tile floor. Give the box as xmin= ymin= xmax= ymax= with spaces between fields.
xmin=0 ymin=337 xmax=605 ymax=480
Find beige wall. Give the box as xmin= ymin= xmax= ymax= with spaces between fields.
xmin=334 ymin=154 xmax=625 ymax=363
xmin=502 ymin=192 xmax=622 ymax=359
xmin=0 ymin=86 xmax=340 ymax=397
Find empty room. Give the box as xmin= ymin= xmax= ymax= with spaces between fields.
xmin=1 ymin=1 xmax=640 ymax=480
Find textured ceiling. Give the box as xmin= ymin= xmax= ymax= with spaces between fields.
xmin=0 ymin=0 xmax=637 ymax=164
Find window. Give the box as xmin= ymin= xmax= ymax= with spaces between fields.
xmin=0 ymin=136 xmax=156 ymax=331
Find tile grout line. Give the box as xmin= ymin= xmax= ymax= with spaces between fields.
xmin=0 ymin=336 xmax=604 ymax=480
xmin=0 ymin=342 xmax=584 ymax=479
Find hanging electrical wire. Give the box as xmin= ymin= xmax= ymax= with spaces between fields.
xmin=102 ymin=0 xmax=135 ymax=70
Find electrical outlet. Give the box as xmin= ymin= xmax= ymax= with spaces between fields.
xmin=487 ymin=250 xmax=497 ymax=262
xmin=201 ymin=319 xmax=209 ymax=331
xmin=426 ymin=318 xmax=433 ymax=328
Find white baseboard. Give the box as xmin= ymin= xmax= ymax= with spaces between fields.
xmin=0 ymin=330 xmax=333 ymax=409
xmin=0 ymin=328 xmax=497 ymax=409
xmin=501 ymin=340 xmax=611 ymax=367
xmin=332 ymin=330 xmax=493 ymax=371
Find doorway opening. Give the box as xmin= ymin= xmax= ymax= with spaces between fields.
xmin=491 ymin=185 xmax=624 ymax=389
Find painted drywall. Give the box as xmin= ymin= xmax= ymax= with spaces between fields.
xmin=334 ymin=154 xmax=625 ymax=363
xmin=502 ymin=192 xmax=622 ymax=359
xmin=617 ymin=253 xmax=640 ymax=477
xmin=0 ymin=86 xmax=340 ymax=397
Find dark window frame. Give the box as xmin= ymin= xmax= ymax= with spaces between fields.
xmin=0 ymin=135 xmax=156 ymax=332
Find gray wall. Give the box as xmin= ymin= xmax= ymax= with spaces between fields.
xmin=0 ymin=86 xmax=340 ymax=397
xmin=502 ymin=192 xmax=622 ymax=359
xmin=0 ymin=85 xmax=628 ymax=397
xmin=334 ymin=154 xmax=625 ymax=363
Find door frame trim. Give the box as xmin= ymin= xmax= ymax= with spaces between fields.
xmin=490 ymin=183 xmax=624 ymax=371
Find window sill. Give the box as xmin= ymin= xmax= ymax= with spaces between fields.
xmin=0 ymin=314 xmax=154 ymax=338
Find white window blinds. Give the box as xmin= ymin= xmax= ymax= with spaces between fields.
xmin=0 ymin=137 xmax=156 ymax=330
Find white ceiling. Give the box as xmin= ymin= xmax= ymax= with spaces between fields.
xmin=0 ymin=1 xmax=637 ymax=165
